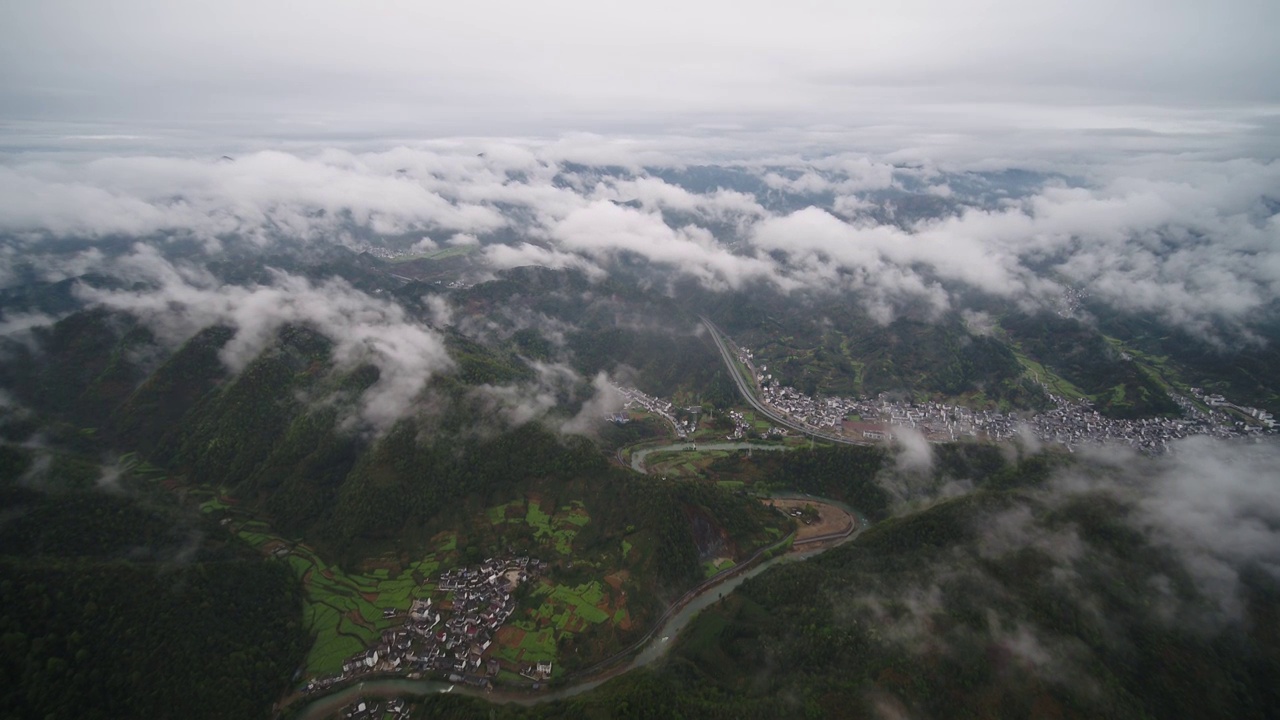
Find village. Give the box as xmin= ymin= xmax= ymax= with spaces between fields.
xmin=613 ymin=384 xmax=697 ymax=438
xmin=303 ymin=555 xmax=553 ymax=701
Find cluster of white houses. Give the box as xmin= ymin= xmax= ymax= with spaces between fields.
xmin=613 ymin=385 xmax=696 ymax=438
xmin=339 ymin=697 xmax=408 ymax=720
xmin=304 ymin=556 xmax=551 ymax=696
xmin=716 ymin=343 xmax=1276 ymax=454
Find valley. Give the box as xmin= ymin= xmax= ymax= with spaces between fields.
xmin=0 ymin=157 xmax=1277 ymax=720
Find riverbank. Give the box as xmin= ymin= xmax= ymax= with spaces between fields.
xmin=286 ymin=502 xmax=862 ymax=719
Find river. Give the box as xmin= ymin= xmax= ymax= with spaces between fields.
xmin=291 ymin=522 xmax=858 ymax=719
xmin=293 ymin=438 xmax=853 ymax=718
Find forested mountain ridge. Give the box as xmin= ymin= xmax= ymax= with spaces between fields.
xmin=0 ymin=301 xmax=781 ymax=568
xmin=389 ymin=445 xmax=1280 ymax=720
xmin=1 ymin=246 xmax=1277 ymax=720
xmin=0 ymin=479 xmax=309 ymax=720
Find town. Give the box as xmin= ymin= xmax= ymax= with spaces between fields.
xmin=303 ymin=555 xmax=552 ymax=699
xmin=734 ymin=341 xmax=1275 ymax=454
xmin=615 ymin=343 xmax=1274 ymax=456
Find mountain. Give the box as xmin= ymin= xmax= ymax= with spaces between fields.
xmin=397 ymin=445 xmax=1280 ymax=720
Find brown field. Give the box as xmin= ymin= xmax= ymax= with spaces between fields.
xmin=763 ymin=498 xmax=855 ymax=541
xmin=495 ymin=625 xmax=526 ymax=647
xmin=345 ymin=609 xmax=374 ymax=631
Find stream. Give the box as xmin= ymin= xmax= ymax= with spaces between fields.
xmin=292 ymin=526 xmax=857 ymax=718
xmin=293 ymin=440 xmax=858 ymax=718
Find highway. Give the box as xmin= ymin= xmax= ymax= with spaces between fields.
xmin=699 ymin=316 xmax=872 ymax=447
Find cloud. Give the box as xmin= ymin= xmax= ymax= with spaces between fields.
xmin=75 ymin=245 xmax=453 ymax=430
xmin=1071 ymin=438 xmax=1280 ymax=607
xmin=562 ymin=372 xmax=625 ymax=436
xmin=473 ymin=361 xmax=581 ymax=429
xmin=447 ymin=233 xmax=480 ymax=246
xmin=422 ymin=294 xmax=454 ymax=328
xmin=2 ymin=0 xmax=1276 ymax=153
xmin=891 ymin=426 xmax=934 ymax=473
xmin=483 ymin=243 xmax=606 ymax=280
xmin=551 ymin=201 xmax=790 ymax=291
xmin=0 ymin=144 xmax=1275 ymax=342
xmin=825 ymin=437 xmax=1280 ymax=710
xmin=0 ymin=151 xmax=507 ymax=243
xmin=0 ymin=311 xmax=61 ymax=340
xmin=1131 ymin=437 xmax=1280 ymax=620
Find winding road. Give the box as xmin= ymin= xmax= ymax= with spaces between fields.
xmin=287 ymin=321 xmax=875 ymax=718
xmin=699 ymin=316 xmax=873 ymax=447
xmin=629 ymin=441 xmax=795 ymax=474
xmin=289 ymin=513 xmax=861 ymax=719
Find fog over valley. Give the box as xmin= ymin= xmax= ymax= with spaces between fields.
xmin=0 ymin=2 xmax=1277 ymax=719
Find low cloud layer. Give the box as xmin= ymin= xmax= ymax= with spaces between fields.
xmin=981 ymin=438 xmax=1280 ymax=624
xmin=835 ymin=437 xmax=1280 ymax=706
xmin=75 ymin=245 xmax=453 ymax=430
xmin=1 ymin=144 xmax=1276 ymax=343
xmin=1131 ymin=438 xmax=1280 ymax=618
xmin=474 ymin=362 xmax=623 ymax=437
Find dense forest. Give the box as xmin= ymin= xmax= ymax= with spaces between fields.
xmin=1001 ymin=312 xmax=1179 ymax=418
xmin=0 ymin=486 xmax=307 ymax=720
xmin=1087 ymin=302 xmax=1280 ymax=414
xmin=390 ymin=452 xmax=1280 ymax=720
xmin=3 ymin=255 xmax=1277 ymax=720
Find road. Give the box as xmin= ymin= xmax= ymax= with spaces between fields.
xmin=629 ymin=441 xmax=795 ymax=473
xmin=700 ymin=316 xmax=873 ymax=447
xmin=288 ymin=505 xmax=862 ymax=718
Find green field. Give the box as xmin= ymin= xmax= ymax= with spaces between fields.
xmin=702 ymin=558 xmax=736 ymax=579
xmin=509 ymin=626 xmax=557 ymax=665
xmin=483 ymin=496 xmax=589 ymax=556
xmin=231 ymin=523 xmax=449 ymax=676
xmin=199 ymin=496 xmax=231 ymax=513
xmin=547 ymin=582 xmax=610 ymax=625
xmin=1012 ymin=348 xmax=1087 ymax=399
xmin=388 ymin=244 xmax=480 ymax=263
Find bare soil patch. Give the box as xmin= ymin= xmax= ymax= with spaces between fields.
xmin=763 ymin=498 xmax=855 ymax=541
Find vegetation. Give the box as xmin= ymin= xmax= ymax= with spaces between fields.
xmin=762 ymin=445 xmax=891 ymax=520
xmin=0 ymin=485 xmax=306 ymax=720
xmin=1002 ymin=312 xmax=1179 ymax=418
xmin=394 ymin=455 xmax=1280 ymax=720
xmin=4 ymin=259 xmax=1276 ymax=720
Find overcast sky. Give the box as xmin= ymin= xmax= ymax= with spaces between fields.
xmin=2 ymin=0 xmax=1278 ymax=155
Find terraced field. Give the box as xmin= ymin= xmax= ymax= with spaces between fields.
xmin=230 ymin=521 xmax=447 ymax=676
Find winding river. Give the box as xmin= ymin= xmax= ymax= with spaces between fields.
xmin=292 ymin=440 xmax=861 ymax=718
xmin=292 ymin=524 xmax=858 ymax=719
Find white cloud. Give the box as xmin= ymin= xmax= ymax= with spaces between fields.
xmin=0 ymin=143 xmax=1274 ymax=342
xmin=0 ymin=151 xmax=507 ymax=242
xmin=892 ymin=426 xmax=935 ymax=473
xmin=483 ymin=243 xmax=606 ymax=280
xmin=551 ymin=201 xmax=789 ymax=291
xmin=75 ymin=245 xmax=453 ymax=431
xmin=562 ymin=372 xmax=625 ymax=435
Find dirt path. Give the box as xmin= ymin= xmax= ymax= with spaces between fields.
xmin=763 ymin=498 xmax=855 ymax=542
